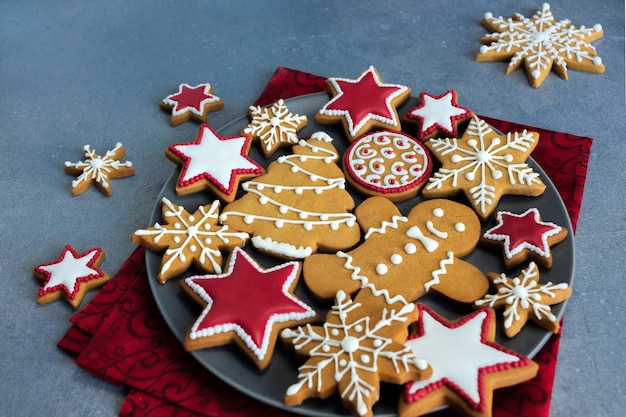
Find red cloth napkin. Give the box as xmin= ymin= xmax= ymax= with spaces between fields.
xmin=58 ymin=67 xmax=592 ymax=417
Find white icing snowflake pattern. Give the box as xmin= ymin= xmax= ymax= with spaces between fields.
xmin=477 ymin=3 xmax=605 ymax=87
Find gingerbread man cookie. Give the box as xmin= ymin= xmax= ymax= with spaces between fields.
xmin=303 ymin=197 xmax=488 ymax=312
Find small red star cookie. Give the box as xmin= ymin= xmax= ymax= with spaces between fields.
xmin=64 ymin=142 xmax=135 ymax=196
xmin=403 ymin=90 xmax=473 ymax=141
xmin=481 ymin=208 xmax=568 ymax=269
xmin=475 ymin=262 xmax=572 ymax=337
xmin=316 ymin=66 xmax=411 ymax=142
xmin=180 ymin=247 xmax=318 ymax=370
xmin=33 ymin=245 xmax=110 ymax=309
xmin=399 ymin=305 xmax=538 ymax=417
xmin=160 ymin=83 xmax=224 ymax=125
xmin=165 ymin=124 xmax=264 ymax=202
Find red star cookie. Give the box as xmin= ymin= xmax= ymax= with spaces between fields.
xmin=160 ymin=83 xmax=224 ymax=125
xmin=481 ymin=208 xmax=568 ymax=269
xmin=316 ymin=66 xmax=411 ymax=142
xmin=399 ymin=305 xmax=538 ymax=417
xmin=33 ymin=245 xmax=110 ymax=309
xmin=403 ymin=90 xmax=473 ymax=141
xmin=180 ymin=247 xmax=318 ymax=370
xmin=165 ymin=124 xmax=264 ymax=202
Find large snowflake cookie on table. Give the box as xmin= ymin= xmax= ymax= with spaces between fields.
xmin=399 ymin=305 xmax=538 ymax=417
xmin=475 ymin=3 xmax=605 ymax=88
xmin=159 ymin=82 xmax=224 ymax=125
xmin=423 ymin=115 xmax=546 ymax=222
xmin=282 ymin=290 xmax=430 ymax=417
xmin=316 ymin=66 xmax=411 ymax=142
xmin=219 ymin=132 xmax=360 ymax=260
xmin=180 ymin=247 xmax=318 ymax=370
xmin=131 ymin=197 xmax=249 ymax=283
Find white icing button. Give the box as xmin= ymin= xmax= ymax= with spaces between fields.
xmin=432 ymin=208 xmax=444 ymax=217
xmin=455 ymin=222 xmax=466 ymax=232
xmin=341 ymin=336 xmax=359 ymax=353
xmin=376 ymin=263 xmax=388 ymax=275
xmin=405 ymin=243 xmax=417 ymax=254
xmin=390 ymin=254 xmax=403 ymax=265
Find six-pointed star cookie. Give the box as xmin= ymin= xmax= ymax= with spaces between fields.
xmin=423 ymin=115 xmax=546 ymax=221
xmin=33 ymin=245 xmax=110 ymax=309
xmin=316 ymin=66 xmax=411 ymax=142
xmin=475 ymin=262 xmax=571 ymax=337
xmin=180 ymin=247 xmax=318 ymax=370
xmin=131 ymin=197 xmax=249 ymax=283
xmin=160 ymin=83 xmax=224 ymax=125
xmin=399 ymin=305 xmax=538 ymax=417
xmin=165 ymin=124 xmax=264 ymax=202
xmin=64 ymin=142 xmax=135 ymax=196
xmin=481 ymin=208 xmax=568 ymax=269
xmin=404 ymin=90 xmax=473 ymax=141
xmin=476 ymin=3 xmax=605 ymax=88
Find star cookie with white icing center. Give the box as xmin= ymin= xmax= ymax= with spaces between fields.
xmin=160 ymin=83 xmax=224 ymax=125
xmin=403 ymin=90 xmax=473 ymax=141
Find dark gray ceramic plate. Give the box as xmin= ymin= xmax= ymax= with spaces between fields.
xmin=147 ymin=93 xmax=574 ymax=417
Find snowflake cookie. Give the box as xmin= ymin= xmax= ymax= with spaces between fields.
xmin=64 ymin=142 xmax=135 ymax=196
xmin=399 ymin=305 xmax=538 ymax=417
xmin=474 ymin=261 xmax=571 ymax=337
xmin=476 ymin=3 xmax=605 ymax=88
xmin=423 ymin=115 xmax=546 ymax=221
xmin=160 ymin=83 xmax=224 ymax=125
xmin=243 ymin=98 xmax=308 ymax=157
xmin=131 ymin=197 xmax=249 ymax=283
xmin=180 ymin=247 xmax=318 ymax=370
xmin=282 ymin=290 xmax=430 ymax=417
xmin=33 ymin=245 xmax=110 ymax=308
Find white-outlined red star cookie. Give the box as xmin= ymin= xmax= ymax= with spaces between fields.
xmin=403 ymin=90 xmax=473 ymax=141
xmin=33 ymin=245 xmax=110 ymax=309
xmin=160 ymin=83 xmax=224 ymax=125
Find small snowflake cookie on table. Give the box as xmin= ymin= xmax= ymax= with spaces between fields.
xmin=316 ymin=66 xmax=411 ymax=142
xmin=282 ymin=290 xmax=431 ymax=417
xmin=399 ymin=305 xmax=538 ymax=417
xmin=476 ymin=3 xmax=605 ymax=88
xmin=131 ymin=197 xmax=249 ymax=283
xmin=64 ymin=142 xmax=135 ymax=196
xmin=243 ymin=98 xmax=308 ymax=158
xmin=159 ymin=83 xmax=224 ymax=125
xmin=33 ymin=245 xmax=110 ymax=309
xmin=403 ymin=90 xmax=473 ymax=142
xmin=165 ymin=124 xmax=264 ymax=203
xmin=481 ymin=207 xmax=568 ymax=269
xmin=474 ymin=262 xmax=571 ymax=338
xmin=422 ymin=115 xmax=546 ymax=222
xmin=180 ymin=247 xmax=318 ymax=370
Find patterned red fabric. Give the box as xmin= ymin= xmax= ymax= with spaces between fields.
xmin=58 ymin=67 xmax=592 ymax=417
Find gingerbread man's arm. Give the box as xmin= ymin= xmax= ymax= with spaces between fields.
xmin=355 ymin=196 xmax=404 ymax=235
xmin=426 ymin=254 xmax=489 ymax=303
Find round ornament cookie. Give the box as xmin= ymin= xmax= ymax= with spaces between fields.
xmin=343 ymin=130 xmax=432 ymax=202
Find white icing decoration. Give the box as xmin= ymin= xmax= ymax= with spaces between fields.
xmin=423 ymin=251 xmax=455 ymax=292
xmin=405 ymin=226 xmax=438 ymax=253
xmin=408 ymin=91 xmax=470 ymax=135
xmin=251 ymin=236 xmax=313 ymax=259
xmin=37 ymin=247 xmax=103 ymax=297
xmin=64 ymin=143 xmax=133 ymax=192
xmin=243 ymin=99 xmax=307 ymax=153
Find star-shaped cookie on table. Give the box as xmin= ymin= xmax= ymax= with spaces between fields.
xmin=180 ymin=247 xmax=318 ymax=370
xmin=131 ymin=197 xmax=249 ymax=283
xmin=481 ymin=208 xmax=568 ymax=269
xmin=475 ymin=262 xmax=571 ymax=337
xmin=476 ymin=3 xmax=605 ymax=88
xmin=33 ymin=245 xmax=110 ymax=309
xmin=316 ymin=66 xmax=411 ymax=142
xmin=243 ymin=98 xmax=308 ymax=158
xmin=423 ymin=115 xmax=546 ymax=221
xmin=64 ymin=142 xmax=135 ymax=196
xmin=403 ymin=90 xmax=473 ymax=141
xmin=160 ymin=83 xmax=224 ymax=125
xmin=165 ymin=124 xmax=264 ymax=202
xmin=399 ymin=305 xmax=538 ymax=417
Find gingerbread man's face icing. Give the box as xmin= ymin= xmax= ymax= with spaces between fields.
xmin=303 ymin=197 xmax=488 ymax=307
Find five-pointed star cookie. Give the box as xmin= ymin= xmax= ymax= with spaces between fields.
xmin=131 ymin=197 xmax=249 ymax=283
xmin=423 ymin=115 xmax=546 ymax=221
xmin=64 ymin=142 xmax=135 ymax=196
xmin=481 ymin=208 xmax=568 ymax=269
xmin=475 ymin=262 xmax=571 ymax=337
xmin=404 ymin=90 xmax=473 ymax=141
xmin=316 ymin=66 xmax=411 ymax=142
xmin=399 ymin=305 xmax=538 ymax=417
xmin=476 ymin=3 xmax=605 ymax=87
xmin=33 ymin=245 xmax=110 ymax=308
xmin=160 ymin=83 xmax=224 ymax=125
xmin=165 ymin=124 xmax=264 ymax=202
xmin=180 ymin=247 xmax=318 ymax=370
